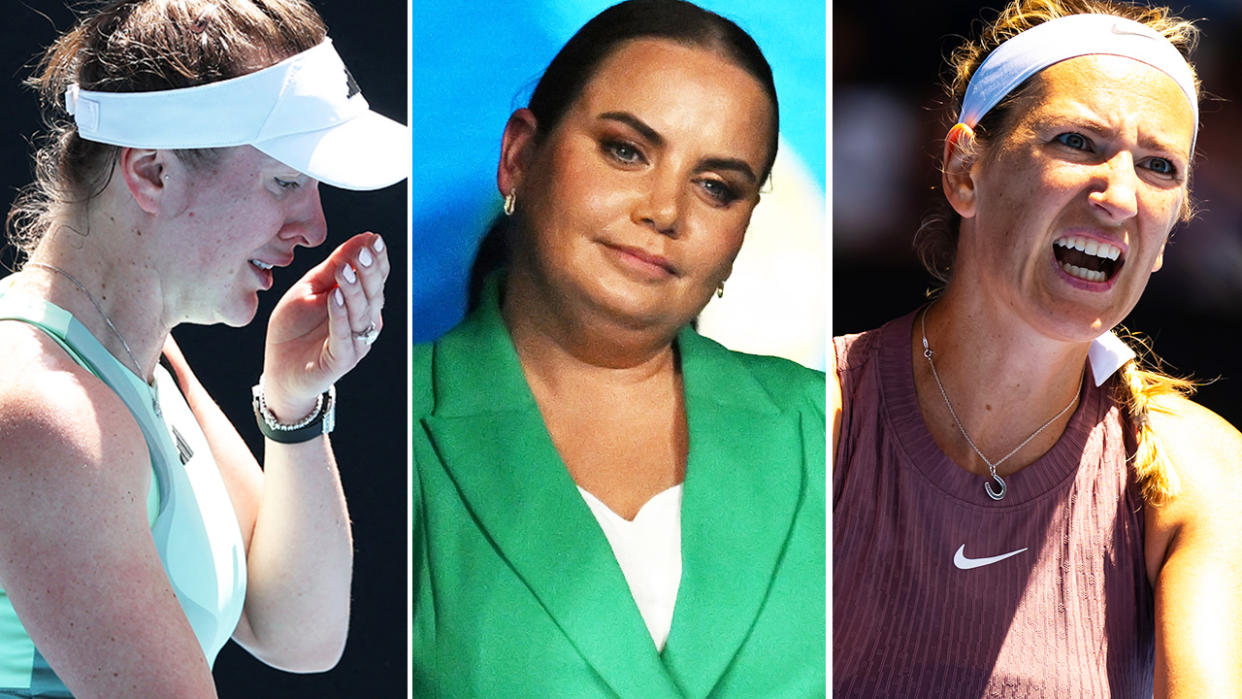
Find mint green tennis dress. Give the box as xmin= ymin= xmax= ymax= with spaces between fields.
xmin=0 ymin=282 xmax=247 ymax=697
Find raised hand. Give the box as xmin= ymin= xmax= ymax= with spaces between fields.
xmin=260 ymin=232 xmax=389 ymax=422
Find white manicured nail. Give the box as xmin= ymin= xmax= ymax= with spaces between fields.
xmin=343 ymin=263 xmax=357 ymax=283
xmin=334 ymin=288 xmax=344 ymax=306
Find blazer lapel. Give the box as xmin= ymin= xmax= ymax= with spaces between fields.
xmin=421 ymin=294 xmax=682 ymax=697
xmin=661 ymin=329 xmax=807 ymax=696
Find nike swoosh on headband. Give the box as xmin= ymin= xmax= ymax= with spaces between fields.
xmin=953 ymin=544 xmax=1029 ymax=570
xmin=957 ymin=14 xmax=1198 ymax=149
xmin=954 ymin=13 xmax=1162 ymax=385
xmin=1111 ymin=22 xmax=1155 ymax=38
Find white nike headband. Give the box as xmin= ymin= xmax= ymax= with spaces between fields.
xmin=64 ymin=39 xmax=408 ymax=191
xmin=958 ymin=13 xmax=1198 ymax=145
xmin=955 ymin=13 xmax=1192 ymax=384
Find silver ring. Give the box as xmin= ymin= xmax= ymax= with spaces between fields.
xmin=354 ymin=323 xmax=380 ymax=345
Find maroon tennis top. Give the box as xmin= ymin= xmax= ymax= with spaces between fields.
xmin=833 ymin=311 xmax=1154 ymax=698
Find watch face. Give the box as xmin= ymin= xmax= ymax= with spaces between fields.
xmin=321 ymin=386 xmax=336 ymax=434
xmin=250 ymin=384 xmax=334 ymax=442
xmin=251 ymin=383 xmax=267 ymax=415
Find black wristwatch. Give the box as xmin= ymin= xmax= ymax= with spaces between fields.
xmin=251 ymin=380 xmax=336 ymax=444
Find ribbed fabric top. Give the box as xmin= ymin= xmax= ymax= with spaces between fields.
xmin=832 ymin=311 xmax=1154 ymax=698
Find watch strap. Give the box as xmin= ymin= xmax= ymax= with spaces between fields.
xmin=252 ymin=382 xmax=336 ymax=444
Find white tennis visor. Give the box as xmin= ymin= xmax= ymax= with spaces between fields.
xmin=64 ymin=39 xmax=408 ymax=191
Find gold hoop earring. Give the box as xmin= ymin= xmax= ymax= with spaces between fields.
xmin=503 ymin=190 xmax=517 ymax=216
xmin=716 ymin=281 xmax=725 ymax=298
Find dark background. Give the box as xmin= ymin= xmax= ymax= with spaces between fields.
xmin=0 ymin=2 xmax=407 ymax=696
xmin=834 ymin=1 xmax=1242 ymax=427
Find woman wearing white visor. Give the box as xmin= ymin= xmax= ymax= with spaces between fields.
xmin=0 ymin=1 xmax=406 ymax=696
xmin=833 ymin=0 xmax=1241 ymax=695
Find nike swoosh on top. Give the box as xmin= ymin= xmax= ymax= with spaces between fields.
xmin=953 ymin=544 xmax=1029 ymax=570
xmin=1111 ymin=22 xmax=1155 ymax=39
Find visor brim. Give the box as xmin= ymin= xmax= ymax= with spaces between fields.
xmin=257 ymin=110 xmax=409 ymax=191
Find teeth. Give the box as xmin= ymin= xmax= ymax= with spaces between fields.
xmin=250 ymin=259 xmax=273 ymax=271
xmin=1060 ymin=261 xmax=1107 ymax=282
xmin=1054 ymin=236 xmax=1122 ymax=261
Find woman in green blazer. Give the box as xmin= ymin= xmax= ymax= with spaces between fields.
xmin=412 ymin=2 xmax=824 ymax=695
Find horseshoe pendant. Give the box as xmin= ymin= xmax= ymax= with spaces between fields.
xmin=985 ymin=473 xmax=1006 ymax=501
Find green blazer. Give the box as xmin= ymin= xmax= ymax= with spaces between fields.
xmin=412 ymin=286 xmax=825 ymax=697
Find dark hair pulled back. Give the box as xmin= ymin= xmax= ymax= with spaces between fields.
xmin=468 ymin=0 xmax=780 ymax=309
xmin=527 ymin=0 xmax=780 ymax=179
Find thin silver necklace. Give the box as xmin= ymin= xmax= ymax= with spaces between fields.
xmin=919 ymin=305 xmax=1081 ymax=501
xmin=27 ymin=261 xmax=145 ymax=379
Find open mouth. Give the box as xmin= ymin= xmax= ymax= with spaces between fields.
xmin=1053 ymin=236 xmax=1124 ymax=283
xmin=249 ymin=259 xmax=274 ymax=271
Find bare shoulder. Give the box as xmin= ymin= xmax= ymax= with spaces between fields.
xmin=0 ymin=323 xmax=217 ymax=695
xmin=1146 ymin=393 xmax=1242 ymax=510
xmin=1143 ymin=392 xmax=1242 ymax=576
xmin=0 ymin=322 xmax=155 ymax=570
xmin=0 ymin=320 xmax=151 ymax=571
xmin=1143 ymin=396 xmax=1242 ymax=695
xmin=1148 ymin=392 xmax=1242 ymax=446
xmin=0 ymin=321 xmax=150 ymax=499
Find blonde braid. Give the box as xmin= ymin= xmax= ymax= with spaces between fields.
xmin=1112 ymin=335 xmax=1199 ymax=505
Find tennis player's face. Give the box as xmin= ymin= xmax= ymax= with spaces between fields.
xmin=954 ymin=55 xmax=1193 ymax=342
xmin=504 ymin=38 xmax=774 ymax=335
xmin=169 ymin=146 xmax=327 ymax=326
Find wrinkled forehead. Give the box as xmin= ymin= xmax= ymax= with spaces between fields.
xmin=1011 ymin=55 xmax=1196 ymax=156
xmin=959 ymin=14 xmax=1198 ymax=146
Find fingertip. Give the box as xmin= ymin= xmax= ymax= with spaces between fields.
xmin=334 ymin=287 xmax=345 ymax=307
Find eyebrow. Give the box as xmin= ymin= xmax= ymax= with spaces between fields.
xmin=699 ymin=157 xmax=758 ymax=184
xmin=597 ymin=111 xmax=759 ymax=184
xmin=1035 ymin=108 xmax=1190 ymax=159
xmin=599 ymin=111 xmax=664 ymax=147
xmin=1137 ymin=133 xmax=1188 ymax=159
